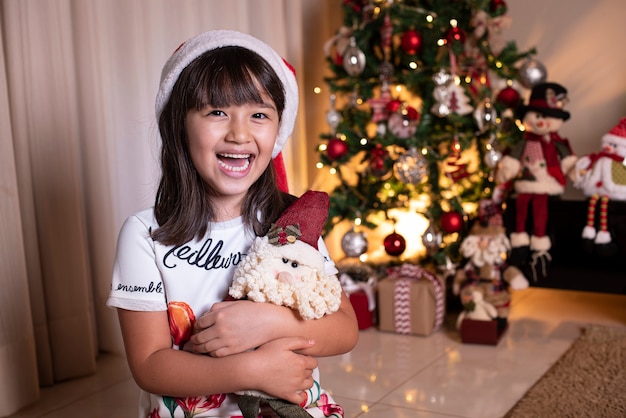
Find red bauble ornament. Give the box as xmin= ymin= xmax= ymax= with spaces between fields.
xmin=496 ymin=86 xmax=521 ymax=108
xmin=334 ymin=51 xmax=343 ymax=66
xmin=490 ymin=0 xmax=507 ymax=13
xmin=384 ymin=232 xmax=406 ymax=256
xmin=401 ymin=29 xmax=423 ymax=55
xmin=369 ymin=145 xmax=391 ymax=178
xmin=326 ymin=138 xmax=349 ymax=160
xmin=440 ymin=211 xmax=464 ymax=233
xmin=446 ymin=27 xmax=466 ymax=45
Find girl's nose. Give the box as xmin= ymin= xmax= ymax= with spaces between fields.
xmin=226 ymin=119 xmax=251 ymax=143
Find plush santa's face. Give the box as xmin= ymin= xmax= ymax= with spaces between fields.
xmin=269 ymin=254 xmax=315 ymax=285
xmin=229 ymin=235 xmax=342 ymax=320
xmin=523 ymin=111 xmax=564 ymax=135
xmin=459 ymin=230 xmax=510 ymax=267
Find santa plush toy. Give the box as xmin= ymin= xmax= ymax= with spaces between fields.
xmin=573 ymin=117 xmax=626 ymax=256
xmin=496 ymin=82 xmax=577 ymax=280
xmin=229 ymin=190 xmax=343 ymax=418
xmin=453 ymin=200 xmax=529 ymax=329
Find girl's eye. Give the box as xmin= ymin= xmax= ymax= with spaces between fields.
xmin=252 ymin=112 xmax=268 ymax=119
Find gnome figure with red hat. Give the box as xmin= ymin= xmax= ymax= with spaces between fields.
xmin=496 ymin=82 xmax=577 ymax=281
xmin=573 ymin=117 xmax=626 ymax=257
xmin=229 ymin=190 xmax=343 ymax=418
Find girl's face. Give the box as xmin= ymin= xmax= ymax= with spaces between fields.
xmin=185 ymin=95 xmax=279 ymax=217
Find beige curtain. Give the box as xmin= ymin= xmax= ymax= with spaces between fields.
xmin=0 ymin=0 xmax=340 ymax=415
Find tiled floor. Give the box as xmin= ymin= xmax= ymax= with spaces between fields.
xmin=9 ymin=287 xmax=626 ymax=418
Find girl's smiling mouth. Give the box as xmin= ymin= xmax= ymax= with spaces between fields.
xmin=217 ymin=153 xmax=252 ymax=172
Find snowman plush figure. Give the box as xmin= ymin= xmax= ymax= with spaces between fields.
xmin=496 ymin=82 xmax=577 ymax=281
xmin=573 ymin=117 xmax=626 ymax=256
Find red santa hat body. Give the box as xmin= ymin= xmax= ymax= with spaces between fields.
xmin=266 ymin=190 xmax=330 ymax=271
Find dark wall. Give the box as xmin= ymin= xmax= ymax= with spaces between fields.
xmin=503 ymin=198 xmax=626 ymax=294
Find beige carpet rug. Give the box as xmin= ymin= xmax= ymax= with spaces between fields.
xmin=504 ymin=324 xmax=626 ymax=418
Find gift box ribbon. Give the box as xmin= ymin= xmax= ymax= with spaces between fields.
xmin=387 ymin=264 xmax=445 ymax=335
xmin=339 ymin=273 xmax=376 ymax=312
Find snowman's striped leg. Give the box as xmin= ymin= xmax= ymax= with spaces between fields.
xmin=598 ymin=195 xmax=609 ymax=232
xmin=582 ymin=194 xmax=598 ymax=239
xmin=594 ymin=195 xmax=612 ymax=244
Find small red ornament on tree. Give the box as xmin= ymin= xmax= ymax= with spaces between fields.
xmin=440 ymin=211 xmax=464 ymax=233
xmin=496 ymin=86 xmax=521 ymax=108
xmin=446 ymin=27 xmax=466 ymax=45
xmin=384 ymin=231 xmax=406 ymax=256
xmin=369 ymin=144 xmax=391 ymax=178
xmin=490 ymin=0 xmax=507 ymax=13
xmin=326 ymin=137 xmax=349 ymax=160
xmin=401 ymin=29 xmax=423 ymax=55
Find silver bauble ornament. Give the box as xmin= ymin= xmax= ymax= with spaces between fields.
xmin=393 ymin=148 xmax=429 ymax=184
xmin=473 ymin=98 xmax=497 ymax=133
xmin=421 ymin=222 xmax=442 ymax=254
xmin=484 ymin=147 xmax=503 ymax=168
xmin=325 ymin=93 xmax=342 ymax=132
xmin=518 ymin=58 xmax=547 ymax=89
xmin=343 ymin=37 xmax=366 ymax=76
xmin=326 ymin=109 xmax=342 ymax=130
xmin=341 ymin=229 xmax=368 ymax=257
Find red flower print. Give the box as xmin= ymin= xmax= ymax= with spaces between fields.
xmin=167 ymin=301 xmax=196 ymax=347
xmin=176 ymin=394 xmax=226 ymax=417
xmin=317 ymin=393 xmax=344 ymax=417
xmin=146 ymin=408 xmax=160 ymax=418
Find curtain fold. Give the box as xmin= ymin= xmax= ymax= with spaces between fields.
xmin=2 ymin=0 xmax=98 ymax=388
xmin=0 ymin=14 xmax=40 ymax=417
xmin=0 ymin=0 xmax=319 ymax=415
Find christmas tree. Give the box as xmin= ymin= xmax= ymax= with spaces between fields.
xmin=316 ymin=0 xmax=548 ymax=270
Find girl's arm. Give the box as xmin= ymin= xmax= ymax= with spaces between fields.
xmin=190 ymin=291 xmax=359 ymax=358
xmin=117 ymin=308 xmax=318 ymax=405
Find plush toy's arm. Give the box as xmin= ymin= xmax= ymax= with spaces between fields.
xmin=560 ymin=154 xmax=578 ymax=182
xmin=503 ymin=265 xmax=529 ymax=290
xmin=572 ymin=155 xmax=592 ymax=188
xmin=496 ymin=155 xmax=521 ymax=184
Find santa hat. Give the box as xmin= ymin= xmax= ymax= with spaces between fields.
xmin=155 ymin=29 xmax=299 ymax=160
xmin=472 ymin=199 xmax=505 ymax=236
xmin=267 ymin=190 xmax=329 ymax=249
xmin=264 ymin=190 xmax=329 ymax=270
xmin=602 ymin=117 xmax=626 ymax=146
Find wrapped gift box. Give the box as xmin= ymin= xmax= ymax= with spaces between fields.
xmin=337 ymin=261 xmax=377 ymax=331
xmin=459 ymin=318 xmax=507 ymax=345
xmin=349 ymin=290 xmax=374 ymax=330
xmin=378 ymin=264 xmax=445 ymax=337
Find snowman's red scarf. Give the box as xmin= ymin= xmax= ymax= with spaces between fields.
xmin=584 ymin=150 xmax=626 ymax=170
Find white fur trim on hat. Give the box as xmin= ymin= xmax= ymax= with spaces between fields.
xmin=155 ymin=30 xmax=298 ymax=158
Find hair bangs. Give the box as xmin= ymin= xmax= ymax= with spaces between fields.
xmin=189 ymin=47 xmax=282 ymax=113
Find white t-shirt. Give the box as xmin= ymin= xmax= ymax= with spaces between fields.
xmin=107 ymin=208 xmax=344 ymax=418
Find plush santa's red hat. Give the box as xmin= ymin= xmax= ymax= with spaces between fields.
xmin=266 ymin=190 xmax=329 ymax=269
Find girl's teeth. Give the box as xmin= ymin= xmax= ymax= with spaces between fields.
xmin=218 ymin=154 xmax=250 ymax=172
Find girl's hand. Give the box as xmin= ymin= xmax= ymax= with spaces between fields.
xmin=250 ymin=337 xmax=318 ymax=405
xmin=189 ymin=300 xmax=289 ymax=357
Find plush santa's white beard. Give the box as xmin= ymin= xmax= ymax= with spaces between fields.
xmin=460 ymin=234 xmax=510 ymax=267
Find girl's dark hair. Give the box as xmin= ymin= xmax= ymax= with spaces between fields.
xmin=152 ymin=46 xmax=295 ymax=246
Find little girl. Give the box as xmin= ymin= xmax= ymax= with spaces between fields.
xmin=107 ymin=30 xmax=358 ymax=418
